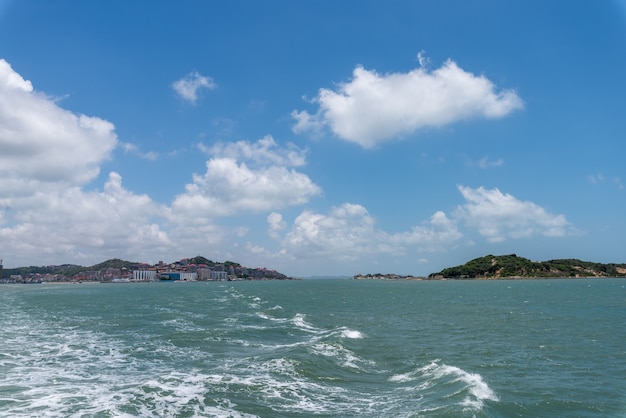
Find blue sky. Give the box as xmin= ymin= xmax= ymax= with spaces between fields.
xmin=1 ymin=0 xmax=625 ymax=276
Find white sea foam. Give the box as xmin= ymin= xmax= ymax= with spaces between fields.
xmin=0 ymin=312 xmax=239 ymax=417
xmin=310 ymin=342 xmax=375 ymax=370
xmin=427 ymin=361 xmax=498 ymax=410
xmin=255 ymin=311 xmax=271 ymax=320
xmin=387 ymin=360 xmax=498 ymax=413
xmin=340 ymin=328 xmax=364 ymax=339
xmin=388 ymin=372 xmax=415 ymax=383
xmin=292 ymin=313 xmax=321 ymax=333
xmin=203 ymin=357 xmax=355 ymax=415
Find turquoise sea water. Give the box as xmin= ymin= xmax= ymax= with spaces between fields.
xmin=0 ymin=279 xmax=625 ymax=417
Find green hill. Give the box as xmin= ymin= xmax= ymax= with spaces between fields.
xmin=2 ymin=256 xmax=287 ymax=281
xmin=430 ymin=254 xmax=626 ymax=279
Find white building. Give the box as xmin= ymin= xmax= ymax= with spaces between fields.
xmin=180 ymin=271 xmax=197 ymax=281
xmin=133 ymin=270 xmax=157 ymax=281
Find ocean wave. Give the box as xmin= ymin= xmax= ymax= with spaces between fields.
xmin=309 ymin=342 xmax=375 ymax=370
xmin=389 ymin=360 xmax=499 ymax=412
xmin=292 ymin=313 xmax=322 ymax=333
xmin=1 ymin=284 xmax=507 ymax=417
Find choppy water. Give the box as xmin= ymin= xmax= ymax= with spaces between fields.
xmin=0 ymin=279 xmax=625 ymax=417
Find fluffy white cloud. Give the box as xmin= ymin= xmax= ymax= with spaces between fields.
xmin=267 ymin=212 xmax=286 ymax=239
xmin=277 ymin=204 xmax=462 ymax=261
xmin=271 ymin=186 xmax=574 ymax=267
xmin=0 ymin=59 xmax=117 ymax=189
xmin=172 ymin=138 xmax=320 ymax=220
xmin=456 ymin=186 xmax=571 ymax=242
xmin=388 ymin=211 xmax=463 ymax=252
xmin=0 ymin=60 xmax=173 ymax=265
xmin=292 ymin=59 xmax=523 ymax=148
xmin=172 ymin=71 xmax=216 ymax=104
xmin=172 ymin=157 xmax=321 ymax=218
xmin=282 ymin=204 xmax=384 ymax=260
xmin=0 ymin=172 xmax=170 ymax=266
xmin=204 ymin=135 xmax=307 ymax=167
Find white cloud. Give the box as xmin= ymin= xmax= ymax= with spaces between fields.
xmin=0 ymin=172 xmax=170 ymax=266
xmin=292 ymin=59 xmax=523 ymax=148
xmin=172 ymin=137 xmax=320 ymax=220
xmin=205 ymin=135 xmax=307 ymax=167
xmin=456 ymin=186 xmax=571 ymax=242
xmin=0 ymin=60 xmax=318 ymax=269
xmin=417 ymin=50 xmax=430 ymax=68
xmin=0 ymin=60 xmax=174 ymax=266
xmin=171 ymin=157 xmax=321 ymax=218
xmin=588 ymin=173 xmax=624 ymax=190
xmin=120 ymin=142 xmax=158 ymax=160
xmin=470 ymin=156 xmax=504 ymax=169
xmin=267 ymin=212 xmax=286 ymax=239
xmin=282 ymin=204 xmax=385 ymax=260
xmin=0 ymin=59 xmax=576 ymax=276
xmin=277 ymin=204 xmax=462 ymax=261
xmin=0 ymin=59 xmax=117 ymax=188
xmin=388 ymin=211 xmax=463 ymax=252
xmin=172 ymin=71 xmax=216 ymax=104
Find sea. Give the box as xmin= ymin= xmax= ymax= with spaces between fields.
xmin=0 ymin=278 xmax=625 ymax=417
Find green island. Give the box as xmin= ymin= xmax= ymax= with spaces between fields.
xmin=0 ymin=256 xmax=295 ymax=283
xmin=354 ymin=254 xmax=626 ymax=280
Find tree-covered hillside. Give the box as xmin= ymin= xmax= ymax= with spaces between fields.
xmin=430 ymin=254 xmax=626 ymax=279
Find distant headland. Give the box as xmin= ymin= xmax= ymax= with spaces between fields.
xmin=0 ymin=256 xmax=295 ymax=284
xmin=354 ymin=254 xmax=626 ymax=280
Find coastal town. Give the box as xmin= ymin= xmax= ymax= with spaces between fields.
xmin=0 ymin=257 xmax=294 ymax=284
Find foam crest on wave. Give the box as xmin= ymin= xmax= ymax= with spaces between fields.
xmin=340 ymin=328 xmax=364 ymax=339
xmin=292 ymin=313 xmax=323 ymax=333
xmin=388 ymin=360 xmax=499 ymax=412
xmin=310 ymin=342 xmax=375 ymax=370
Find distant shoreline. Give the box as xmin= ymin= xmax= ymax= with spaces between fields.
xmin=353 ymin=274 xmax=626 ymax=281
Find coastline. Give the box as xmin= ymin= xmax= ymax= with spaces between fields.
xmin=353 ymin=275 xmax=626 ymax=281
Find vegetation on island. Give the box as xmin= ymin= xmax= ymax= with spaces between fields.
xmin=351 ymin=254 xmax=626 ymax=280
xmin=428 ymin=254 xmax=626 ymax=279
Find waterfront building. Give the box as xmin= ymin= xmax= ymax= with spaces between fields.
xmin=159 ymin=271 xmax=197 ymax=281
xmin=197 ymin=268 xmax=211 ymax=281
xmin=210 ymin=270 xmax=228 ymax=281
xmin=133 ymin=270 xmax=157 ymax=281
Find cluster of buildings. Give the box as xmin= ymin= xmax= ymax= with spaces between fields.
xmin=127 ymin=259 xmax=234 ymax=282
xmin=126 ymin=259 xmax=292 ymax=282
xmin=0 ymin=258 xmax=293 ymax=284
